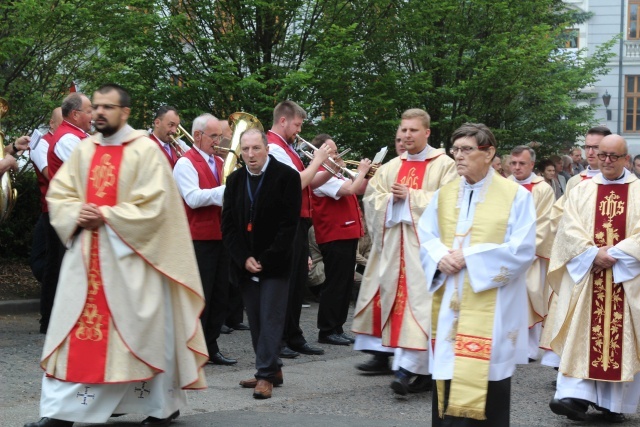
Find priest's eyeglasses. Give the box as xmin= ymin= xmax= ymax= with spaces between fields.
xmin=449 ymin=145 xmax=491 ymax=155
xmin=596 ymin=152 xmax=627 ymax=162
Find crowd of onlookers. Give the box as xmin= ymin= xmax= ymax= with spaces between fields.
xmin=492 ymin=144 xmax=640 ymax=199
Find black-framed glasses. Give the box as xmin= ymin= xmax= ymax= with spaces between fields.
xmin=92 ymin=104 xmax=122 ymax=111
xmin=449 ymin=145 xmax=491 ymax=155
xmin=584 ymin=144 xmax=599 ymax=152
xmin=596 ymin=152 xmax=627 ymax=162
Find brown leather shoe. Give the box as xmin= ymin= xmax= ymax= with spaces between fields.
xmin=239 ymin=370 xmax=283 ymax=388
xmin=253 ymin=379 xmax=273 ymax=399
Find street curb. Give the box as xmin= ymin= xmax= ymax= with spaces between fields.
xmin=0 ymin=299 xmax=39 ymax=315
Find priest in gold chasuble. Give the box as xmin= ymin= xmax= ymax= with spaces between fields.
xmin=25 ymin=85 xmax=207 ymax=427
xmin=507 ymin=145 xmax=555 ymax=361
xmin=352 ymin=108 xmax=456 ymax=393
xmin=548 ymin=134 xmax=640 ymax=422
xmin=539 ymin=125 xmax=611 ymax=370
xmin=419 ymin=123 xmax=536 ymax=426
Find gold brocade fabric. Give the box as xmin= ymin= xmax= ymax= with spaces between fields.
xmin=352 ymin=150 xmax=457 ymax=349
xmin=433 ymin=175 xmax=518 ymax=420
xmin=44 ymin=131 xmax=208 ymax=389
xmin=549 ymin=174 xmax=640 ymax=382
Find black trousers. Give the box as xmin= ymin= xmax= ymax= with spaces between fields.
xmin=242 ymin=275 xmax=289 ymax=380
xmin=225 ymin=280 xmax=245 ymax=326
xmin=283 ymin=218 xmax=311 ymax=347
xmin=432 ymin=378 xmax=511 ymax=427
xmin=193 ymin=240 xmax=230 ymax=355
xmin=317 ymin=238 xmax=358 ymax=335
xmin=41 ymin=212 xmax=66 ymax=333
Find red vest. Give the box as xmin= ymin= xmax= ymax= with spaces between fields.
xmin=311 ymin=175 xmax=364 ymax=244
xmin=182 ymin=148 xmax=223 ymax=240
xmin=47 ymin=120 xmax=88 ymax=178
xmin=34 ymin=132 xmax=54 ymax=213
xmin=267 ymin=130 xmax=311 ymax=218
xmin=149 ymin=133 xmax=179 ymax=169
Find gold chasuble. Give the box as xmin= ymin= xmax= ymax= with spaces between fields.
xmin=434 ymin=176 xmax=518 ymax=420
xmin=353 ymin=149 xmax=457 ymax=349
xmin=44 ymin=131 xmax=208 ymax=390
xmin=549 ymin=174 xmax=640 ymax=383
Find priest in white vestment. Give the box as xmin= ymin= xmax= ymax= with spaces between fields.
xmin=507 ymin=145 xmax=554 ymax=361
xmin=352 ymin=108 xmax=456 ymax=395
xmin=24 ymin=84 xmax=207 ymax=427
xmin=419 ymin=123 xmax=536 ymax=426
xmin=548 ymin=134 xmax=640 ymax=423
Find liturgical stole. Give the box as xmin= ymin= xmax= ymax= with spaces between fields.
xmin=433 ymin=175 xmax=517 ymax=420
xmin=385 ymin=159 xmax=429 ymax=345
xmin=66 ymin=145 xmax=124 ymax=383
xmin=589 ymin=184 xmax=628 ymax=381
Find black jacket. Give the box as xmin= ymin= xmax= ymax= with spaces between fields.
xmin=222 ymin=155 xmax=301 ymax=280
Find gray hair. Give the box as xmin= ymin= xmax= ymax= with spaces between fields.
xmin=61 ymin=93 xmax=88 ymax=118
xmin=192 ymin=113 xmax=217 ymax=135
xmin=510 ymin=145 xmax=536 ymax=163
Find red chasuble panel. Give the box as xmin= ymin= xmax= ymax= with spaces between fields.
xmin=589 ymin=184 xmax=628 ymax=381
xmin=388 ymin=159 xmax=430 ymax=347
xmin=66 ymin=146 xmax=124 ymax=383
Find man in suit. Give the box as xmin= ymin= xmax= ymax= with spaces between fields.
xmin=222 ymin=128 xmax=301 ymax=399
xmin=149 ymin=105 xmax=182 ymax=168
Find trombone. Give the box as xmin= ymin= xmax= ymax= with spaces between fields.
xmin=168 ymin=124 xmax=193 ymax=158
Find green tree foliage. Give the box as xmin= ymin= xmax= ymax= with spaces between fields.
xmin=0 ymin=0 xmax=616 ymax=258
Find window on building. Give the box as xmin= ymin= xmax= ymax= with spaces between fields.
xmin=625 ymin=75 xmax=640 ymax=132
xmin=630 ymin=1 xmax=640 ymax=40
xmin=563 ymin=29 xmax=579 ymax=48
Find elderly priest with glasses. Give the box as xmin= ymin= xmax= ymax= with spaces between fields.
xmin=418 ymin=123 xmax=536 ymax=426
xmin=547 ymin=134 xmax=640 ymax=424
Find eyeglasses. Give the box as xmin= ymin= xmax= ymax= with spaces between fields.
xmin=204 ymin=133 xmax=223 ymax=142
xmin=449 ymin=145 xmax=491 ymax=155
xmin=92 ymin=104 xmax=122 ymax=111
xmin=584 ymin=144 xmax=599 ymax=152
xmin=596 ymin=152 xmax=627 ymax=162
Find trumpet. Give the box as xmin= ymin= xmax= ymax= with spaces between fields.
xmin=168 ymin=124 xmax=194 ymax=158
xmin=296 ymin=135 xmax=358 ymax=180
xmin=342 ymin=146 xmax=388 ymax=179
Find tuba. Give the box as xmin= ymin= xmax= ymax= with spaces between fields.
xmin=0 ymin=98 xmax=17 ymax=224
xmin=223 ymin=112 xmax=263 ymax=184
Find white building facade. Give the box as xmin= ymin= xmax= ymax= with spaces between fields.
xmin=566 ymin=0 xmax=640 ymax=156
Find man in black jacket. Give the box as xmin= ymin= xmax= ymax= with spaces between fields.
xmin=222 ymin=128 xmax=301 ymax=400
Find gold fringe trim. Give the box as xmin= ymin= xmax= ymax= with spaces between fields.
xmin=447 ymin=318 xmax=458 ymax=342
xmin=436 ymin=380 xmax=445 ymax=418
xmin=445 ymin=404 xmax=487 ymax=421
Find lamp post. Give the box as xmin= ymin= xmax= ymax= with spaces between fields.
xmin=602 ymin=90 xmax=612 ymax=121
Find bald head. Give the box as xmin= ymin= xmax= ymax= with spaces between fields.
xmin=598 ymin=134 xmax=629 ymax=180
xmin=49 ymin=107 xmax=63 ymax=133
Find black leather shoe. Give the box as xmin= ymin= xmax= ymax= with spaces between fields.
xmin=209 ymin=352 xmax=237 ymax=365
xmin=231 ymin=322 xmax=250 ymax=331
xmin=24 ymin=418 xmax=73 ymax=427
xmin=391 ymin=376 xmax=409 ymax=396
xmin=593 ymin=404 xmax=626 ymax=423
xmin=407 ymin=374 xmax=432 ymax=393
xmin=141 ymin=410 xmax=180 ymax=426
xmin=279 ymin=346 xmax=300 ymax=358
xmin=549 ymin=397 xmax=589 ymax=421
xmin=291 ymin=342 xmax=325 ymax=355
xmin=339 ymin=332 xmax=356 ymax=343
xmin=220 ymin=325 xmax=234 ymax=334
xmin=356 ymin=355 xmax=391 ymax=374
xmin=318 ymin=333 xmax=351 ymax=346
